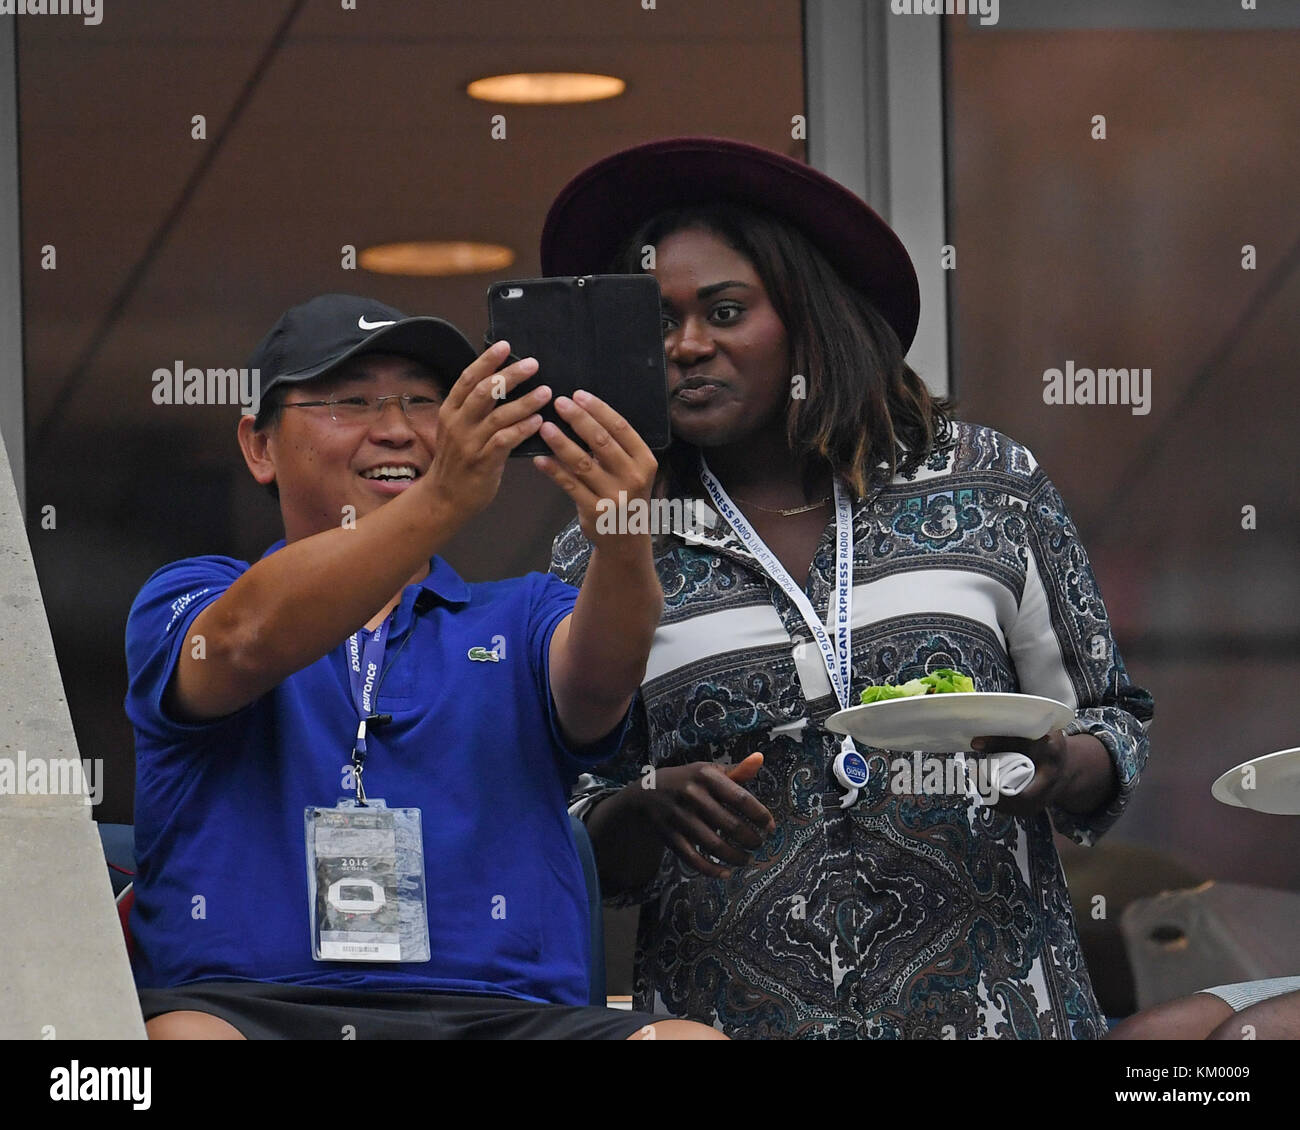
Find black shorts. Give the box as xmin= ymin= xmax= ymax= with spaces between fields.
xmin=138 ymin=982 xmax=663 ymax=1040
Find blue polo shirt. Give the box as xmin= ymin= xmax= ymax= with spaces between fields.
xmin=124 ymin=542 xmax=629 ymax=1005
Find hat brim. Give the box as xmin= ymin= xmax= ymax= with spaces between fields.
xmin=540 ymin=136 xmax=919 ymax=353
xmin=261 ymin=317 xmax=479 ymax=396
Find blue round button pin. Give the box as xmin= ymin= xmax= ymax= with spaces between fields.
xmin=833 ymin=749 xmax=869 ymax=790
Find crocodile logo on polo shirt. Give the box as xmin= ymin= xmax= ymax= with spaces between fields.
xmin=467 ymin=646 xmax=500 ymax=662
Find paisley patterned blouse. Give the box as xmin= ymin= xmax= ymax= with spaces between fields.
xmin=550 ymin=422 xmax=1153 ymax=1039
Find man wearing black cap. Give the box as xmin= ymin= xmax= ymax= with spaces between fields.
xmin=123 ymin=294 xmax=722 ymax=1040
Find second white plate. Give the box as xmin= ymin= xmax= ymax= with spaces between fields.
xmin=1212 ymin=747 xmax=1300 ymax=815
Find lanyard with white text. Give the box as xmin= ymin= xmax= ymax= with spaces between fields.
xmin=699 ymin=461 xmax=868 ymax=805
xmin=347 ymin=622 xmax=390 ymax=805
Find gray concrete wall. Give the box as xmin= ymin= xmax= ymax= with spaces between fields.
xmin=0 ymin=426 xmax=143 ymax=1039
xmin=0 ymin=18 xmax=23 ymax=511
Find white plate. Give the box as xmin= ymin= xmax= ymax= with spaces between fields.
xmin=826 ymin=692 xmax=1075 ymax=753
xmin=1211 ymin=747 xmax=1300 ymax=815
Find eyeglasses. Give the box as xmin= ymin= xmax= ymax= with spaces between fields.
xmin=281 ymin=393 xmax=441 ymax=424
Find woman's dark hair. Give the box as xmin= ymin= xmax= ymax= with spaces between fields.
xmin=610 ymin=202 xmax=952 ymax=500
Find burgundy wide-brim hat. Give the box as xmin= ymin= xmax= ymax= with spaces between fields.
xmin=540 ymin=136 xmax=920 ymax=353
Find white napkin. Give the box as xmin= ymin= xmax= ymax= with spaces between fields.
xmin=974 ymin=753 xmax=1036 ymax=801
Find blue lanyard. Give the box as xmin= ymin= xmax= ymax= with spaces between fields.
xmin=347 ymin=622 xmax=391 ymax=804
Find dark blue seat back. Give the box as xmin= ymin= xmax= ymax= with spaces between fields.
xmin=569 ymin=812 xmax=606 ymax=1005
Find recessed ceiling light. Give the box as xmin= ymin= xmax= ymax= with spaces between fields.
xmin=359 ymin=241 xmax=515 ymax=277
xmin=466 ymin=73 xmax=626 ymax=105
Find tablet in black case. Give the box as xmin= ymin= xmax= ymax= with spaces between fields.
xmin=486 ymin=274 xmax=671 ymax=457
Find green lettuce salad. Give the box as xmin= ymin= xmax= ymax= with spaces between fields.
xmin=859 ymin=668 xmax=975 ymax=704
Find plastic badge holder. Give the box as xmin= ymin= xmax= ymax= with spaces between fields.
xmin=305 ymin=800 xmax=430 ymax=962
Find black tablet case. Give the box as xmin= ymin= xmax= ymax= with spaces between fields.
xmin=486 ymin=275 xmax=671 ymax=457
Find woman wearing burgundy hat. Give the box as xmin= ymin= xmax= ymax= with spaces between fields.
xmin=545 ymin=137 xmax=1153 ymax=1039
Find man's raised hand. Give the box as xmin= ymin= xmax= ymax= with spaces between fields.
xmin=531 ymin=389 xmax=658 ymax=551
xmin=422 ymin=340 xmax=551 ymax=517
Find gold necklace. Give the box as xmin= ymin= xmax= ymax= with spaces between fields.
xmin=729 ymin=494 xmax=831 ymax=516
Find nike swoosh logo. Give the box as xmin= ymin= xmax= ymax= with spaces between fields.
xmin=358 ymin=316 xmax=397 ymax=330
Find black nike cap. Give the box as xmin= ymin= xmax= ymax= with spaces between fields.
xmin=248 ymin=293 xmax=479 ymax=399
